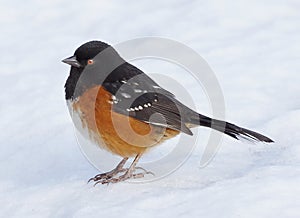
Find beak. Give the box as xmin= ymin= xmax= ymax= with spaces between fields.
xmin=62 ymin=55 xmax=82 ymax=68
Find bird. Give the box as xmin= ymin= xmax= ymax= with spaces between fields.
xmin=62 ymin=40 xmax=274 ymax=185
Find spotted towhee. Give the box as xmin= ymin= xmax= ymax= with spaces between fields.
xmin=62 ymin=41 xmax=273 ymax=185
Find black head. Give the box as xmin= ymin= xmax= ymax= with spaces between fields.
xmin=62 ymin=41 xmax=111 ymax=68
xmin=63 ymin=40 xmax=127 ymax=100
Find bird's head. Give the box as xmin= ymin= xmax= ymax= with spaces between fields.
xmin=62 ymin=40 xmax=125 ymax=100
xmin=62 ymin=41 xmax=111 ymax=69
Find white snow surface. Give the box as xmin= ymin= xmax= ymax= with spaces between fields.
xmin=1 ymin=0 xmax=300 ymax=217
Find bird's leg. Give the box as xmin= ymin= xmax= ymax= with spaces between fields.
xmin=96 ymin=154 xmax=153 ymax=185
xmin=88 ymin=157 xmax=128 ymax=183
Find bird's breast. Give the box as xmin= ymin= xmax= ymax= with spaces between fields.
xmin=66 ymin=86 xmax=179 ymax=157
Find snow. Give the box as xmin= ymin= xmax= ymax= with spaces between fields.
xmin=1 ymin=0 xmax=300 ymax=217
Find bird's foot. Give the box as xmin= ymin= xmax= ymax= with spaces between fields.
xmin=90 ymin=166 xmax=154 ymax=186
xmin=88 ymin=157 xmax=129 ymax=184
xmin=87 ymin=167 xmax=127 ymax=184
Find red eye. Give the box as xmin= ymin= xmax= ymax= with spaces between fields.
xmin=87 ymin=59 xmax=94 ymax=65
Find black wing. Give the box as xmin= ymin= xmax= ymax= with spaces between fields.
xmin=101 ymin=62 xmax=274 ymax=143
xmin=102 ymin=63 xmax=194 ymax=135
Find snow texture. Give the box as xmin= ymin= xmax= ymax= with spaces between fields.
xmin=1 ymin=0 xmax=300 ymax=217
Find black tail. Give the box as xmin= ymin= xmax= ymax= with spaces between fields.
xmin=192 ymin=114 xmax=274 ymax=143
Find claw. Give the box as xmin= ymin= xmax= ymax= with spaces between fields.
xmin=88 ymin=155 xmax=154 ymax=185
xmin=135 ymin=167 xmax=155 ymax=176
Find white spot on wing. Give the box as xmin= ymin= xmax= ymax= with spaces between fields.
xmin=110 ymin=95 xmax=119 ymax=104
xmin=134 ymin=89 xmax=142 ymax=93
xmin=121 ymin=93 xmax=131 ymax=98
